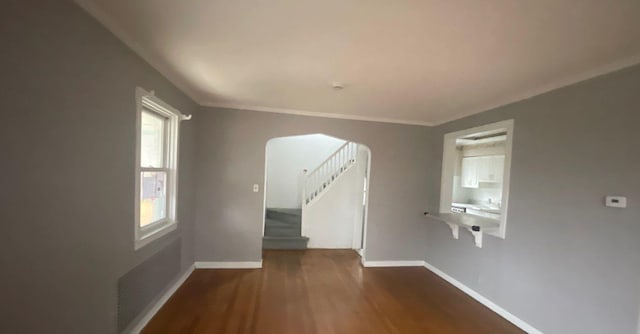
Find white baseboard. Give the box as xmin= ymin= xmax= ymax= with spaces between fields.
xmin=195 ymin=260 xmax=263 ymax=269
xmin=128 ymin=264 xmax=195 ymax=334
xmin=422 ymin=261 xmax=543 ymax=334
xmin=362 ymin=260 xmax=425 ymax=267
xmin=125 ymin=260 xmax=262 ymax=333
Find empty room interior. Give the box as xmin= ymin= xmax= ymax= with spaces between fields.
xmin=3 ymin=1 xmax=640 ymax=333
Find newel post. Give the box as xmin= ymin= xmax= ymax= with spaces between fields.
xmin=301 ymin=169 xmax=308 ymax=207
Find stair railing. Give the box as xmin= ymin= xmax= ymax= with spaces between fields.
xmin=302 ymin=142 xmax=358 ymax=207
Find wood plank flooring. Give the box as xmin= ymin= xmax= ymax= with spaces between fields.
xmin=143 ymin=250 xmax=523 ymax=334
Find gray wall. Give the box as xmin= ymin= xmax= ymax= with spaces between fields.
xmin=0 ymin=1 xmax=198 ymax=333
xmin=426 ymin=65 xmax=640 ymax=333
xmin=194 ymin=108 xmax=439 ymax=262
xmin=3 ymin=2 xmax=639 ymax=333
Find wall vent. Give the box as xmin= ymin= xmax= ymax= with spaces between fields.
xmin=117 ymin=238 xmax=181 ymax=332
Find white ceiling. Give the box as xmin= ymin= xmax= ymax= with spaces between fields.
xmin=76 ymin=0 xmax=640 ymax=125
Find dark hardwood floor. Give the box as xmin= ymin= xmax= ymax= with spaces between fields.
xmin=143 ymin=250 xmax=523 ymax=334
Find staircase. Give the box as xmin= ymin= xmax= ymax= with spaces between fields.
xmin=263 ymin=142 xmax=359 ymax=250
xmin=262 ymin=208 xmax=309 ymax=249
xmin=303 ymin=142 xmax=358 ymax=207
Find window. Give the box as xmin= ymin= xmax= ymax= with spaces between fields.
xmin=135 ymin=88 xmax=181 ymax=249
xmin=434 ymin=120 xmax=514 ymax=248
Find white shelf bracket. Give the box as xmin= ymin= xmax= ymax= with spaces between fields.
xmin=468 ymin=228 xmax=483 ymax=248
xmin=426 ymin=213 xmax=496 ymax=249
xmin=446 ymin=223 xmax=459 ymax=239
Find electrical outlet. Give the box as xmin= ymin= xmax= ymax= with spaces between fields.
xmin=605 ymin=196 xmax=626 ymax=208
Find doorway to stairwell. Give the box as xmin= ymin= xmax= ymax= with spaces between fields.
xmin=262 ymin=134 xmax=371 ymax=256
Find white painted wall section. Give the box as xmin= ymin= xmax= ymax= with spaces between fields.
xmin=303 ymin=146 xmax=369 ymax=249
xmin=303 ymin=166 xmax=358 ymax=248
xmin=351 ymin=146 xmax=369 ymax=249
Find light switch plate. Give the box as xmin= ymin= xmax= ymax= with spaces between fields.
xmin=605 ymin=196 xmax=626 ymax=208
xmin=253 ymin=184 xmax=259 ymax=193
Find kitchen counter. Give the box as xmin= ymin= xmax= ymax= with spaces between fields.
xmin=427 ymin=212 xmax=500 ymax=231
xmin=452 ymin=202 xmax=501 ymax=214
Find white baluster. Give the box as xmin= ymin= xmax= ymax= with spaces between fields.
xmin=352 ymin=143 xmax=358 ymax=162
xmin=330 ymin=156 xmax=333 ymax=181
xmin=351 ymin=143 xmax=355 ymax=161
xmin=303 ymin=142 xmax=363 ymax=206
xmin=350 ymin=143 xmax=354 ymax=162
xmin=302 ymin=171 xmax=307 ymax=205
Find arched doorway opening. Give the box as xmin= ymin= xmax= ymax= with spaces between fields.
xmin=261 ymin=133 xmax=371 ymax=257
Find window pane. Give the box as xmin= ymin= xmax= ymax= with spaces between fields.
xmin=140 ymin=171 xmax=167 ymax=227
xmin=141 ymin=110 xmax=166 ymax=168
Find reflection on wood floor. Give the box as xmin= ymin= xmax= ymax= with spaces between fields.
xmin=143 ymin=249 xmax=523 ymax=334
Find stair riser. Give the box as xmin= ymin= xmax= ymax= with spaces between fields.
xmin=262 ymin=238 xmax=308 ymax=250
xmin=266 ymin=211 xmax=301 ymax=225
xmin=265 ymin=226 xmax=300 ymax=237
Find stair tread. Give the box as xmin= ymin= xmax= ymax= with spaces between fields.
xmin=263 ymin=236 xmax=309 ymax=241
xmin=264 ymin=225 xmax=299 ymax=237
xmin=265 ymin=225 xmax=297 ymax=232
xmin=266 ymin=208 xmax=302 ymax=216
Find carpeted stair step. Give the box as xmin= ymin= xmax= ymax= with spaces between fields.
xmin=264 ymin=219 xmax=299 ymax=237
xmin=262 ymin=236 xmax=309 ymax=250
xmin=265 ymin=208 xmax=301 ymax=225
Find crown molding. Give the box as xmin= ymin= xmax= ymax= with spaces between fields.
xmin=74 ymin=0 xmax=640 ymax=128
xmin=201 ymin=102 xmax=435 ymax=126
xmin=73 ymin=0 xmax=204 ymax=104
xmin=432 ymin=54 xmax=640 ymax=126
xmin=74 ymin=0 xmax=434 ymax=127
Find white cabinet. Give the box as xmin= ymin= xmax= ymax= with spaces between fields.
xmin=478 ymin=155 xmax=504 ymax=183
xmin=461 ymin=157 xmax=479 ymax=188
xmin=494 ymin=155 xmax=505 ymax=182
xmin=476 ymin=156 xmax=491 ymax=183
xmin=461 ymin=155 xmax=504 ymax=188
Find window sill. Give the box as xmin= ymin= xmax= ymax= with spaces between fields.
xmin=135 ymin=221 xmax=177 ymax=250
xmin=426 ymin=213 xmax=499 ymax=248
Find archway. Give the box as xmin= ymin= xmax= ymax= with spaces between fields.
xmin=261 ymin=133 xmax=371 ymax=257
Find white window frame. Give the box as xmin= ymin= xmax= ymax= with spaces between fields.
xmin=134 ymin=87 xmax=181 ymax=250
xmin=439 ymin=119 xmax=514 ymax=239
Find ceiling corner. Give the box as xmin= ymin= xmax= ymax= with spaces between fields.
xmin=73 ymin=0 xmax=205 ymax=105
